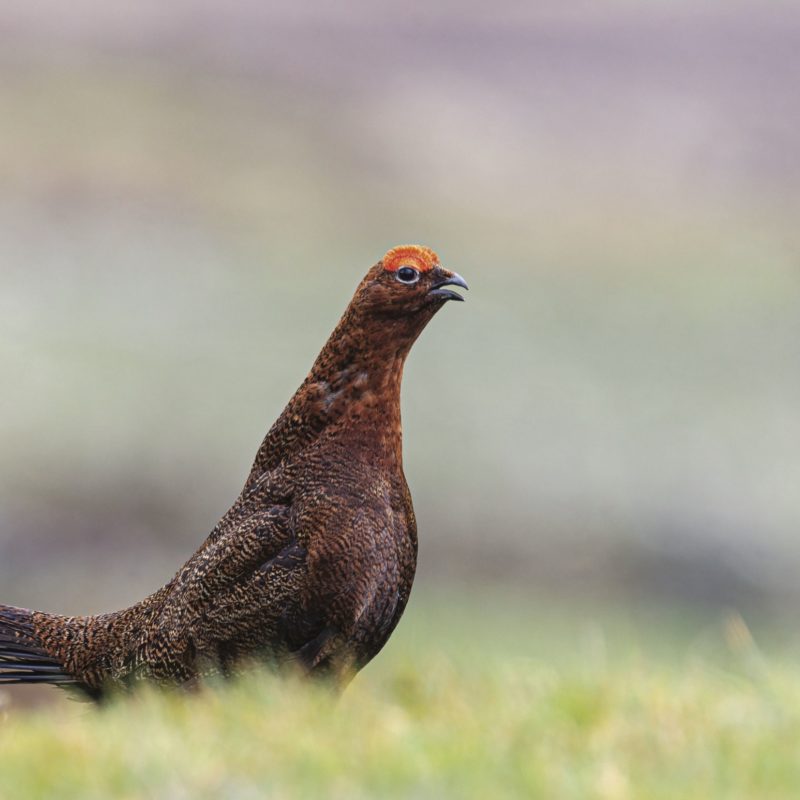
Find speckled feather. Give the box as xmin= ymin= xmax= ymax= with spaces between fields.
xmin=0 ymin=246 xmax=466 ymax=697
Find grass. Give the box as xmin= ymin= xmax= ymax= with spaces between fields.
xmin=2 ymin=595 xmax=800 ymax=799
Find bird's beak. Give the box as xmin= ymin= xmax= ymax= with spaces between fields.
xmin=427 ymin=270 xmax=469 ymax=302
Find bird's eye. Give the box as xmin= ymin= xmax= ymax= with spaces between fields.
xmin=396 ymin=266 xmax=420 ymax=284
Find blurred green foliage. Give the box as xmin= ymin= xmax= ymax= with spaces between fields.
xmin=2 ymin=593 xmax=800 ymax=799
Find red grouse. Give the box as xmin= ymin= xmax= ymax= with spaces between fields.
xmin=0 ymin=245 xmax=467 ymax=697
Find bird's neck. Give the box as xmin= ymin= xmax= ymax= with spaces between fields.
xmin=248 ymin=307 xmax=415 ymax=480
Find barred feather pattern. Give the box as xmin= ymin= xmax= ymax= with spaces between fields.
xmin=0 ymin=605 xmax=75 ymax=685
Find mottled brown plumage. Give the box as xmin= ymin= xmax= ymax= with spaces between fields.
xmin=0 ymin=246 xmax=467 ymax=697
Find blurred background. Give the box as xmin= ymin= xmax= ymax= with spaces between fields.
xmin=2 ymin=0 xmax=800 ymax=703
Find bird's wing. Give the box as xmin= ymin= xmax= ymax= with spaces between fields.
xmin=167 ymin=504 xmax=293 ymax=610
xmin=127 ymin=504 xmax=294 ymax=676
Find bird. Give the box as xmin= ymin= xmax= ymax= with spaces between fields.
xmin=0 ymin=245 xmax=467 ymax=698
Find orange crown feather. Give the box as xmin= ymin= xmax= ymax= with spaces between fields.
xmin=382 ymin=245 xmax=440 ymax=273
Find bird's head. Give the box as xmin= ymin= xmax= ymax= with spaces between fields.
xmin=354 ymin=245 xmax=468 ymax=320
xmin=308 ymin=245 xmax=467 ymax=400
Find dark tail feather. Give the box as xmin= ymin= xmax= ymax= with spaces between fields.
xmin=0 ymin=605 xmax=75 ymax=686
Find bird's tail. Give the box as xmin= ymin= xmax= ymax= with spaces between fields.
xmin=0 ymin=604 xmax=75 ymax=686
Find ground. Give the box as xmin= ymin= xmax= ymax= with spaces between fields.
xmin=1 ymin=593 xmax=799 ymax=799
